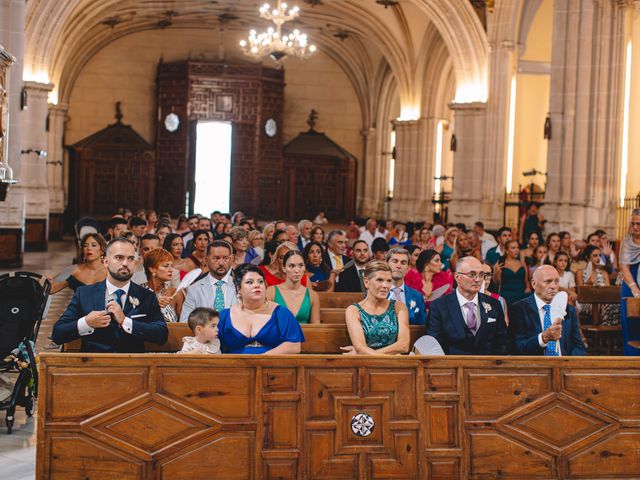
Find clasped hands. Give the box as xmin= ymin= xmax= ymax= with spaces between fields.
xmin=542 ymin=317 xmax=563 ymax=343
xmin=86 ymin=301 xmax=125 ymax=329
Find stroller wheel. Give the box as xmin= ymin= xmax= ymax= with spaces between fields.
xmin=25 ymin=396 xmax=35 ymax=417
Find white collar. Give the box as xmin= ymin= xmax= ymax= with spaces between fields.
xmin=456 ymin=289 xmax=478 ymax=308
xmin=106 ymin=278 xmax=130 ymax=295
xmin=392 ymin=283 xmax=405 ymax=292
xmin=534 ymin=294 xmax=550 ymax=310
xmin=209 ymin=270 xmax=232 ymax=287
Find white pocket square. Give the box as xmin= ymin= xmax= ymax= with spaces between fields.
xmin=487 ymin=317 xmax=497 ymax=323
xmin=131 ymin=314 xmax=147 ymax=318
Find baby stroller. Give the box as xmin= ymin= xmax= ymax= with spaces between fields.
xmin=0 ymin=272 xmax=50 ymax=433
xmin=73 ymin=216 xmax=101 ymax=264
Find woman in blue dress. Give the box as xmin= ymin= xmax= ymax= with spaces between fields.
xmin=218 ymin=264 xmax=304 ymax=354
xmin=342 ymin=260 xmax=410 ymax=355
xmin=619 ymin=209 xmax=640 ymax=356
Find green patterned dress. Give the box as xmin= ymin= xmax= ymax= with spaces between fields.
xmin=354 ymin=300 xmax=399 ymax=349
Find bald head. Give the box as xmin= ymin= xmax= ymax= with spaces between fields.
xmin=456 ymin=256 xmax=482 ymax=273
xmin=454 ymin=256 xmax=484 ymax=299
xmin=532 ymin=265 xmax=560 ymax=303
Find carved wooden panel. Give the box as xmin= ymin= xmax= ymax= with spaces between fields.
xmin=37 ymin=356 xmax=640 ymax=479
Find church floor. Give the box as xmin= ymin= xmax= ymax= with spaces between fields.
xmin=0 ymin=239 xmax=76 ymax=479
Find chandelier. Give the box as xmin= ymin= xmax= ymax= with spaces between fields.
xmin=239 ymin=1 xmax=316 ymax=66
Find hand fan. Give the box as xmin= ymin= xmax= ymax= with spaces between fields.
xmin=171 ymin=268 xmax=202 ymax=298
xmin=550 ymin=291 xmax=568 ymax=321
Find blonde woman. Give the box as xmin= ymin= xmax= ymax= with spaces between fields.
xmin=258 ymin=241 xmax=309 ymax=287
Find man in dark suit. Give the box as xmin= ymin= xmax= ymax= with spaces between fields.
xmin=387 ymin=247 xmax=426 ymax=325
xmin=427 ymin=256 xmax=509 ymax=355
xmin=334 ymin=239 xmax=369 ymax=293
xmin=323 ymin=230 xmax=352 ymax=291
xmin=52 ymin=238 xmax=168 ymax=353
xmin=510 ymin=265 xmax=586 ymax=356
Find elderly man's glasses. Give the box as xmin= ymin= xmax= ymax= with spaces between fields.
xmin=458 ymin=271 xmax=491 ymax=280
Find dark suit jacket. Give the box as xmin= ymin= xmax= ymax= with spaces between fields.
xmin=334 ymin=265 xmax=364 ymax=293
xmin=509 ymin=295 xmax=586 ymax=356
xmin=427 ymin=292 xmax=509 ymax=355
xmin=52 ymin=281 xmax=168 ymax=353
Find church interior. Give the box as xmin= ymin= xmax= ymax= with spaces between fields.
xmin=1 ymin=1 xmax=640 ymax=479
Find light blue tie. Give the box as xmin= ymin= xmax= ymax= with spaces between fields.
xmin=214 ymin=280 xmax=225 ymax=312
xmin=543 ymin=304 xmax=558 ymax=356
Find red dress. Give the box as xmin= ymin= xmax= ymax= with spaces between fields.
xmin=405 ymin=269 xmax=454 ymax=306
xmin=259 ymin=265 xmax=308 ymax=287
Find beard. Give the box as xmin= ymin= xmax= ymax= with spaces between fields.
xmin=109 ymin=266 xmax=133 ymax=282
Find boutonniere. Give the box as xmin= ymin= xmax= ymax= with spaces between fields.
xmin=482 ymin=301 xmax=492 ymax=314
xmin=409 ymin=300 xmax=416 ymax=309
xmin=129 ymin=296 xmax=140 ymax=308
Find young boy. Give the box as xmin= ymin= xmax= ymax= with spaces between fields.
xmin=179 ymin=307 xmax=221 ymax=354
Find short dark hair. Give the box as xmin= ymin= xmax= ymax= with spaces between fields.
xmin=105 ymin=237 xmax=135 ymax=255
xmin=140 ymin=233 xmax=160 ymax=243
xmin=474 ymin=221 xmax=484 ymax=229
xmin=192 ymin=229 xmax=211 ymax=242
xmin=206 ymin=239 xmax=233 ymax=256
xmin=586 ymin=232 xmax=600 ymax=242
xmin=188 ymin=215 xmax=200 ymax=222
xmin=352 ymin=239 xmax=368 ymax=250
xmin=371 ymin=237 xmax=389 ymax=254
xmin=272 ymin=229 xmax=288 ymax=241
xmin=108 ymin=217 xmax=128 ymax=229
xmin=416 ymin=249 xmax=440 ymax=274
xmin=232 ymin=263 xmax=265 ymax=291
xmin=187 ymin=307 xmax=219 ymax=334
xmin=497 ymin=226 xmax=512 ymax=237
xmin=129 ymin=216 xmax=147 ymax=227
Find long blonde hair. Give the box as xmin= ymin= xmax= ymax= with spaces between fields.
xmin=270 ymin=241 xmax=299 ymax=268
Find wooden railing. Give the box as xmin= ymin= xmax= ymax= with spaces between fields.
xmin=37 ymin=354 xmax=640 ymax=479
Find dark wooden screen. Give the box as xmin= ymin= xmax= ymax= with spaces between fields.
xmin=155 ymin=62 xmax=284 ymax=217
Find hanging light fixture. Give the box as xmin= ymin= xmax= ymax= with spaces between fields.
xmin=239 ymin=1 xmax=316 ymax=67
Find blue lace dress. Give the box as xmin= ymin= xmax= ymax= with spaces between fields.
xmin=353 ymin=300 xmax=399 ymax=349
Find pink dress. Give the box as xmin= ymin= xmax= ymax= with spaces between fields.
xmin=405 ymin=269 xmax=454 ymax=307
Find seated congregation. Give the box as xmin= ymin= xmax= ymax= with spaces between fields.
xmin=49 ymin=206 xmax=640 ymax=357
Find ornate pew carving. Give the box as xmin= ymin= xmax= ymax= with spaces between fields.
xmin=37 ymin=355 xmax=640 ymax=479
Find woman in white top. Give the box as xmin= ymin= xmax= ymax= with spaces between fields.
xmin=553 ymin=251 xmax=577 ymax=304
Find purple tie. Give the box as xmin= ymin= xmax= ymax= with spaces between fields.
xmin=465 ymin=302 xmax=478 ymax=335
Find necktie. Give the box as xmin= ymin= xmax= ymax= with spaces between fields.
xmin=358 ymin=269 xmax=365 ymax=290
xmin=334 ymin=254 xmax=344 ymax=270
xmin=114 ymin=289 xmax=125 ymax=309
xmin=465 ymin=302 xmax=478 ymax=335
xmin=543 ymin=304 xmax=558 ymax=356
xmin=214 ymin=280 xmax=225 ymax=312
xmin=393 ymin=287 xmax=402 ymax=302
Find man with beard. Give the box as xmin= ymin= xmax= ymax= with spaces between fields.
xmin=180 ymin=240 xmax=238 ymax=322
xmin=334 ymin=240 xmax=369 ymax=293
xmin=52 ymin=238 xmax=168 ymax=353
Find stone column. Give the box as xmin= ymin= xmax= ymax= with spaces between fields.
xmin=544 ymin=0 xmax=628 ymax=238
xmin=20 ymin=81 xmax=53 ymax=250
xmin=47 ymin=103 xmax=68 ymax=240
xmin=0 ymin=0 xmax=26 ymax=266
xmin=358 ymin=127 xmax=387 ymax=218
xmin=390 ymin=118 xmax=431 ymax=221
xmin=446 ymin=102 xmax=489 ymax=226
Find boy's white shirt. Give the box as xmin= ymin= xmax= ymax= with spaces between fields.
xmin=179 ymin=336 xmax=221 ymax=354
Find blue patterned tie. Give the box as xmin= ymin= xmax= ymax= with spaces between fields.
xmin=543 ymin=304 xmax=558 ymax=356
xmin=114 ymin=289 xmax=126 ymax=309
xmin=214 ymin=280 xmax=225 ymax=311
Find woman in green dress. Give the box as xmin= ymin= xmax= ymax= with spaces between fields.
xmin=342 ymin=260 xmax=410 ymax=355
xmin=266 ymin=251 xmax=320 ymax=324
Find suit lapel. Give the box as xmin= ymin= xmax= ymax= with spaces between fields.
xmin=474 ymin=295 xmax=489 ymax=344
xmin=526 ymin=295 xmax=543 ymax=335
xmin=123 ymin=283 xmax=137 ymax=315
xmin=448 ymin=294 xmax=467 ymax=339
xmin=94 ymin=281 xmax=107 ymax=311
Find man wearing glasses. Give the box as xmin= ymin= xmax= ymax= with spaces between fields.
xmin=427 ymin=256 xmax=509 ymax=355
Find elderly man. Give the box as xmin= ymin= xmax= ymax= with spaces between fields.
xmin=180 ymin=240 xmax=237 ymax=322
xmin=427 ymin=256 xmax=509 ymax=355
xmin=297 ymin=219 xmax=313 ymax=250
xmin=387 ymin=247 xmax=426 ymax=325
xmin=359 ymin=218 xmax=385 ymax=248
xmin=52 ymin=238 xmax=168 ymax=352
xmin=285 ymin=225 xmax=299 ymax=245
xmin=509 ymin=265 xmax=586 ymax=356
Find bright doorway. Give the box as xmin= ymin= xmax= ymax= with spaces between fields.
xmin=193 ymin=121 xmax=232 ymax=214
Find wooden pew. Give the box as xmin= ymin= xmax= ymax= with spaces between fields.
xmin=626 ymin=297 xmax=640 ymax=350
xmin=317 ymin=291 xmax=364 ymax=308
xmin=319 ymin=307 xmax=345 ymax=323
xmin=37 ymin=354 xmax=640 ymax=479
xmin=576 ymin=286 xmax=621 ymax=354
xmin=63 ymin=323 xmax=424 ymax=354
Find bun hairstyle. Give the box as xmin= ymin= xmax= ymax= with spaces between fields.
xmin=363 ymin=260 xmax=392 ymax=280
xmin=282 ymin=249 xmax=304 ymax=268
xmin=232 ymin=263 xmax=265 ymax=291
xmin=416 ymin=249 xmax=440 ymax=274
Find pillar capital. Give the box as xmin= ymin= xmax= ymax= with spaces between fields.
xmin=448 ymin=101 xmax=487 ymax=112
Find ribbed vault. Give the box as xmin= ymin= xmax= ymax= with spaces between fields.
xmin=24 ymin=0 xmax=488 ymax=114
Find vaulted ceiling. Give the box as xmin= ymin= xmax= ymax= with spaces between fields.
xmin=24 ymin=0 xmax=489 ymax=112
